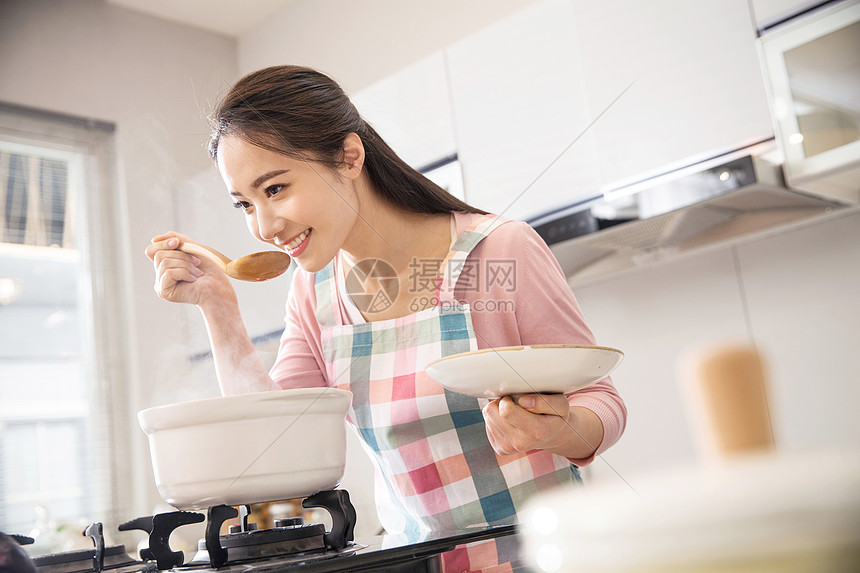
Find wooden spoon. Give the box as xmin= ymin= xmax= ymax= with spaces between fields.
xmin=179 ymin=240 xmax=291 ymax=282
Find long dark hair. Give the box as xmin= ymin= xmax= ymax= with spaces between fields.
xmin=208 ymin=65 xmax=485 ymax=215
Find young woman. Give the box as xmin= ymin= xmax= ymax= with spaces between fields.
xmin=146 ymin=65 xmax=626 ymax=569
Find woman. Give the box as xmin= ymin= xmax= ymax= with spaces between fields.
xmin=146 ymin=65 xmax=626 ymax=568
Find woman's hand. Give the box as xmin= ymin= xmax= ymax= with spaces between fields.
xmin=145 ymin=231 xmax=234 ymax=307
xmin=482 ymin=394 xmax=604 ymax=459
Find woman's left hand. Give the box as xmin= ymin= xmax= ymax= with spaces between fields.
xmin=481 ymin=394 xmax=572 ymax=456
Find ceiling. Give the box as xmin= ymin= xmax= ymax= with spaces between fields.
xmin=105 ymin=0 xmax=294 ymax=38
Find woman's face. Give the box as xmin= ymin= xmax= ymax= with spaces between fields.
xmin=216 ymin=135 xmax=360 ymax=273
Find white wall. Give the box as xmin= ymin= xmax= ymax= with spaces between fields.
xmin=575 ymin=207 xmax=860 ymax=487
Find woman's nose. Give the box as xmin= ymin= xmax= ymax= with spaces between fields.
xmin=255 ymin=204 xmax=285 ymax=242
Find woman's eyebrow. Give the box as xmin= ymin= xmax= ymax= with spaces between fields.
xmin=251 ymin=169 xmax=289 ymax=189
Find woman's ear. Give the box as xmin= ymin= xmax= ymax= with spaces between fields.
xmin=341 ymin=132 xmax=365 ymax=180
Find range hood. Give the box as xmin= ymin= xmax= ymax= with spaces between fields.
xmin=526 ymin=138 xmax=852 ymax=285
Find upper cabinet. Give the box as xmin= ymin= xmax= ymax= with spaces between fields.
xmin=445 ymin=0 xmax=601 ymax=221
xmin=352 ymin=0 xmax=778 ymax=220
xmin=569 ymin=0 xmax=775 ymax=189
xmin=758 ymin=0 xmax=860 ymax=202
xmin=350 ymin=52 xmax=457 ymax=172
xmin=751 ymin=0 xmax=825 ymax=30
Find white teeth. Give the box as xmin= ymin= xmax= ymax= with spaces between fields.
xmin=286 ymin=229 xmax=310 ymax=250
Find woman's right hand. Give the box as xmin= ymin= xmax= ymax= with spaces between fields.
xmin=145 ymin=231 xmax=234 ymax=307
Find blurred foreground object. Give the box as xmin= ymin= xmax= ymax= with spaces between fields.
xmin=0 ymin=532 xmax=36 ymax=573
xmin=520 ymin=344 xmax=860 ymax=572
xmin=520 ymin=451 xmax=860 ymax=572
xmin=681 ymin=344 xmax=775 ymax=458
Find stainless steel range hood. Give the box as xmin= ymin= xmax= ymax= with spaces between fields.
xmin=527 ymin=138 xmax=852 ymax=285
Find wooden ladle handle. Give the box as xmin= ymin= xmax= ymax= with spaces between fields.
xmin=177 ymin=241 xmax=231 ymax=272
xmin=684 ymin=345 xmax=775 ymax=457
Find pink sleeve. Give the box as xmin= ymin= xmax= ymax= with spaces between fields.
xmin=464 ymin=220 xmax=627 ymax=467
xmin=268 ymin=270 xmax=328 ymax=389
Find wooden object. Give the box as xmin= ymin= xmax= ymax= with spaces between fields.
xmin=683 ymin=344 xmax=775 ymax=457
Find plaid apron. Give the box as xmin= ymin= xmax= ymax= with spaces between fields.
xmin=316 ymin=214 xmax=580 ymax=538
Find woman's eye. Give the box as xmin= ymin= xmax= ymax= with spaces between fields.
xmin=232 ymin=201 xmax=252 ymax=211
xmin=265 ymin=184 xmax=284 ymax=197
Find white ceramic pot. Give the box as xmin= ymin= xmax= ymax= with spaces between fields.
xmin=138 ymin=388 xmax=352 ymax=510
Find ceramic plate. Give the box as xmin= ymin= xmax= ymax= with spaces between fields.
xmin=424 ymin=344 xmax=624 ymax=399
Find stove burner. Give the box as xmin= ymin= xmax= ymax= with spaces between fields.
xmin=186 ymin=518 xmax=328 ymax=567
xmin=302 ymin=489 xmax=356 ymax=551
xmin=121 ymin=489 xmax=357 ymax=570
xmin=120 ymin=511 xmax=204 ymax=570
xmin=203 ymin=504 xmax=235 ymax=568
xmin=221 ymin=519 xmax=327 ymax=558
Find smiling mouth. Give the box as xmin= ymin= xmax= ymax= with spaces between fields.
xmin=283 ymin=228 xmax=311 ymax=253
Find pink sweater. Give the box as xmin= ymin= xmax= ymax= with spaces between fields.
xmin=270 ymin=211 xmax=627 ymax=466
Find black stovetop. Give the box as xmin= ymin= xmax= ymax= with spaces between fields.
xmin=10 ymin=489 xmax=533 ymax=572
xmin=181 ymin=525 xmax=523 ymax=572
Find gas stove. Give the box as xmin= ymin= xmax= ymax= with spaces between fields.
xmin=5 ymin=490 xmax=522 ymax=572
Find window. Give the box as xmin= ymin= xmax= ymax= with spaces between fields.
xmin=0 ymin=104 xmax=130 ymax=549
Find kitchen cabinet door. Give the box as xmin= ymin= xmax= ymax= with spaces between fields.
xmin=571 ymin=0 xmax=775 ymax=188
xmin=758 ymin=0 xmax=860 ymax=202
xmin=446 ymin=0 xmax=602 ymax=221
xmin=351 ymin=51 xmax=457 ymax=172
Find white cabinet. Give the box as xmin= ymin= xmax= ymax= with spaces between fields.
xmin=751 ymin=0 xmax=823 ymax=29
xmin=445 ymin=0 xmax=601 ymax=221
xmin=758 ymin=0 xmax=860 ymax=202
xmin=351 ymin=51 xmax=457 ymax=171
xmin=352 ymin=0 xmax=777 ymax=221
xmin=569 ymin=0 xmax=775 ymax=188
